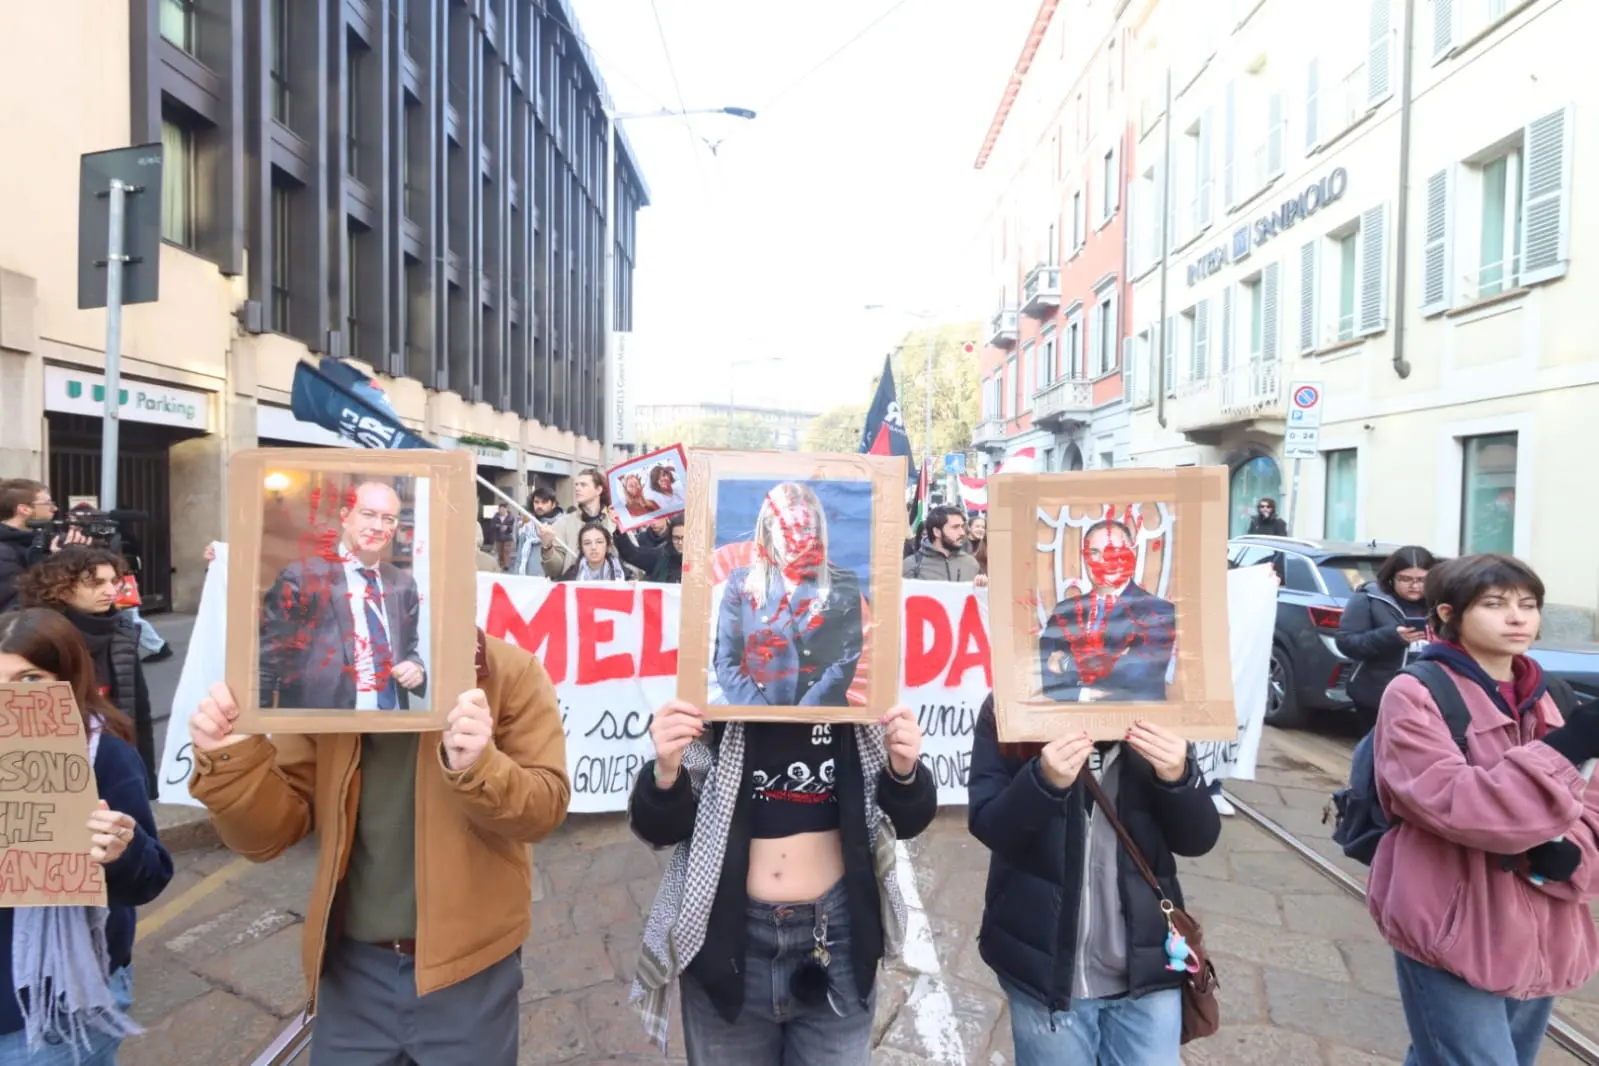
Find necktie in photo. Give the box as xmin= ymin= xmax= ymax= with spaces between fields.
xmin=358 ymin=568 xmax=398 ymax=710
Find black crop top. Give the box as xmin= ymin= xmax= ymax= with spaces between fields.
xmin=747 ymin=722 xmax=841 ymax=839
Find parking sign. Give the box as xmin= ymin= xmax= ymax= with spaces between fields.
xmin=1288 ymin=382 xmax=1323 ymax=428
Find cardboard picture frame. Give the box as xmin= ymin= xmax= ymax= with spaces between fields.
xmin=0 ymin=683 xmax=107 ymax=908
xmin=987 ymin=466 xmax=1236 ymax=743
xmin=225 ymin=448 xmax=476 ymax=735
xmin=608 ymin=444 xmax=688 ymax=533
xmin=677 ymin=450 xmax=906 ymax=724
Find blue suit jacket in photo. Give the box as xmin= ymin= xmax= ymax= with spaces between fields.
xmin=713 ymin=563 xmax=863 ymax=708
xmin=1038 ymin=583 xmax=1176 ymax=703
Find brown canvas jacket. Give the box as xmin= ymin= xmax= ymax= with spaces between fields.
xmin=188 ymin=634 xmax=570 ymax=1001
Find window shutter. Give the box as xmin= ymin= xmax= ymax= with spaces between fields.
xmin=1267 ymin=91 xmax=1286 ymax=179
xmin=1431 ymin=0 xmax=1454 ymax=62
xmin=1152 ymin=154 xmax=1167 ymax=264
xmin=1357 ymin=202 xmax=1389 ymax=336
xmin=1087 ymin=308 xmax=1099 ymax=380
xmin=1123 ymin=335 xmax=1136 ymax=400
xmin=1110 ymin=145 xmax=1121 ymax=213
xmin=1220 ymin=285 xmax=1234 ymax=373
xmin=1197 ymin=108 xmax=1214 ymax=229
xmin=1194 ymin=298 xmax=1210 ymax=380
xmin=1299 ymin=239 xmax=1318 ymax=353
xmin=1163 ymin=315 xmax=1176 ymax=394
xmin=1126 ymin=179 xmax=1140 ymax=275
xmin=1222 ymin=82 xmax=1237 ymax=209
xmin=1262 ymin=261 xmax=1281 ymax=363
xmin=1367 ymin=0 xmax=1392 ymax=106
xmin=1305 ymin=59 xmax=1321 ymax=151
xmin=1420 ymin=168 xmax=1453 ymax=315
xmin=1520 ymin=105 xmax=1573 ymax=286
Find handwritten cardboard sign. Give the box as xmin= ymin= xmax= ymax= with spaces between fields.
xmin=677 ymin=450 xmax=906 ymax=724
xmin=987 ymin=467 xmax=1236 ymax=743
xmin=225 ymin=449 xmax=477 ymax=735
xmin=0 ymin=683 xmax=107 ymax=908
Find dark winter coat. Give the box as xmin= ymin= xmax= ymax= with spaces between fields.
xmin=967 ymin=698 xmax=1221 ymax=1011
xmin=0 ymin=523 xmax=43 ymax=615
xmin=1334 ymin=583 xmax=1428 ymax=712
xmin=64 ymin=607 xmax=157 ymax=796
xmin=1247 ymin=513 xmax=1288 ymax=536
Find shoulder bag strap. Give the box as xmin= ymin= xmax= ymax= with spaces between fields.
xmin=1080 ymin=769 xmax=1168 ymax=902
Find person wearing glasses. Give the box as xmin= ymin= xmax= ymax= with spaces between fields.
xmin=259 ymin=479 xmax=427 ymax=712
xmin=1335 ymin=545 xmax=1439 ymax=720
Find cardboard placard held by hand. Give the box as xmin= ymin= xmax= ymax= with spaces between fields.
xmin=0 ymin=683 xmax=107 ymax=908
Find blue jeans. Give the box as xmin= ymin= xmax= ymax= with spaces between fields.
xmin=679 ymin=880 xmax=874 ymax=1066
xmin=1394 ymin=950 xmax=1554 ymax=1066
xmin=0 ymin=966 xmax=134 ymax=1066
xmin=1002 ymin=978 xmax=1181 ymax=1066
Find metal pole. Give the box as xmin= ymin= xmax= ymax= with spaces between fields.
xmin=1155 ymin=67 xmax=1174 ymax=429
xmin=923 ymin=327 xmax=936 ymax=475
xmin=101 ymin=180 xmax=129 ymax=511
xmin=1287 ymin=457 xmax=1303 ymax=535
xmin=601 ymin=112 xmax=617 ymax=465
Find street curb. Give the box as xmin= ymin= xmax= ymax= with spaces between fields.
xmin=154 ymin=803 xmax=221 ymax=854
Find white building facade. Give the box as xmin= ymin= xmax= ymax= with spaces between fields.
xmin=1125 ymin=0 xmax=1596 ymax=631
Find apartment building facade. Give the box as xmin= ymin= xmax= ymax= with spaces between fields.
xmin=971 ymin=0 xmax=1134 ymax=477
xmin=1125 ymin=0 xmax=1595 ymax=629
xmin=0 ymin=0 xmax=645 ymax=610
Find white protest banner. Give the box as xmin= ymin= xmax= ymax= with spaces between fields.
xmin=158 ymin=543 xmax=227 ymax=808
xmin=161 ymin=567 xmax=1270 ymax=811
xmin=1192 ymin=563 xmax=1278 ymax=783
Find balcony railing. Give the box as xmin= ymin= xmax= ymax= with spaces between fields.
xmin=1172 ymin=359 xmax=1286 ymax=435
xmin=1022 ymin=264 xmax=1061 ymax=319
xmin=987 ymin=309 xmax=1018 ymax=349
xmin=972 ymin=418 xmax=1005 ymax=447
xmin=1033 ymin=377 xmax=1094 ymax=425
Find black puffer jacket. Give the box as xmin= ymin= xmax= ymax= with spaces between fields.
xmin=66 ymin=607 xmax=158 ymax=797
xmin=967 ymin=697 xmax=1220 ymax=1011
xmin=1334 ymin=583 xmax=1427 ymax=712
xmin=0 ymin=524 xmax=42 ymax=615
xmin=628 ymin=722 xmax=937 ymax=1023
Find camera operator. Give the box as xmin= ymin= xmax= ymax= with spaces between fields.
xmin=0 ymin=479 xmax=91 ymax=614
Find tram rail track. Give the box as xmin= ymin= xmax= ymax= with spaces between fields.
xmin=1222 ymin=788 xmax=1599 ymax=1065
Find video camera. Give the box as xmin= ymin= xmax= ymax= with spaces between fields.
xmin=27 ymin=508 xmax=148 ymax=553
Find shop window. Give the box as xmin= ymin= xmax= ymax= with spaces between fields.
xmin=1229 ymin=455 xmax=1283 ymax=536
xmin=1324 ymin=448 xmax=1358 ymax=540
xmin=1461 ymin=432 xmax=1516 ymax=553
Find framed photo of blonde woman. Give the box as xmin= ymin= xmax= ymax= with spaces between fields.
xmin=676 ymin=450 xmax=905 ymax=723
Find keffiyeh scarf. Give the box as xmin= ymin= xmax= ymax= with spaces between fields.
xmin=12 ymin=721 xmax=142 ymax=1059
xmin=629 ymin=722 xmax=906 ymax=1048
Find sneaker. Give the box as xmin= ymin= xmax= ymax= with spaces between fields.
xmin=142 ymin=644 xmax=174 ymax=664
xmin=1212 ymin=793 xmax=1236 ymax=817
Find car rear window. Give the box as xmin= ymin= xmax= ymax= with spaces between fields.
xmin=1319 ymin=556 xmax=1383 ymax=598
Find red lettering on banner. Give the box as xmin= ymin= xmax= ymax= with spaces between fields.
xmin=638 ymin=588 xmax=677 ymax=678
xmin=946 ymin=595 xmax=993 ymax=689
xmin=484 ymin=582 xmax=569 ymax=684
xmin=575 ymin=587 xmax=636 ymax=684
xmin=903 ymin=595 xmax=953 ymax=689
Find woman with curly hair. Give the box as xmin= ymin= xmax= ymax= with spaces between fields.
xmin=0 ymin=607 xmax=174 ymax=1063
xmin=16 ymin=546 xmax=157 ymax=798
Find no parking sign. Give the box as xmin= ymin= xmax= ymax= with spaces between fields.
xmin=1285 ymin=382 xmax=1323 ymax=459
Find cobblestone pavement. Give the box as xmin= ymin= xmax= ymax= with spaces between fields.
xmin=123 ymin=729 xmax=1599 ymax=1066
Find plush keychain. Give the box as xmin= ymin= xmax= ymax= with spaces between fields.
xmin=1164 ymin=930 xmax=1200 ymax=973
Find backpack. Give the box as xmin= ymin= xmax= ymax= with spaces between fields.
xmin=1328 ymin=662 xmax=1580 ymax=864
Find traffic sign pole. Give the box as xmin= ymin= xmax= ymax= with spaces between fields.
xmin=100 ymin=179 xmax=129 ymax=512
xmin=1285 ymin=382 xmax=1325 ymax=536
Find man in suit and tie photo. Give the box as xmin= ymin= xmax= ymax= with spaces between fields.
xmin=259 ymin=478 xmax=428 ymax=711
xmin=1039 ymin=516 xmax=1176 ymax=704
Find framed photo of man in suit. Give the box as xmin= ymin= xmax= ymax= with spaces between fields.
xmin=224 ymin=448 xmax=476 ymax=734
xmin=987 ymin=467 xmax=1236 ymax=743
xmin=677 ymin=451 xmax=905 ymax=724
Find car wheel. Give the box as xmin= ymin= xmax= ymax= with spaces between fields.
xmin=1265 ymin=645 xmax=1309 ymax=729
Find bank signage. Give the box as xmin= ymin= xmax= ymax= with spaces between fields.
xmin=44 ymin=366 xmax=212 ymax=431
xmin=1187 ymin=167 xmax=1349 ymax=286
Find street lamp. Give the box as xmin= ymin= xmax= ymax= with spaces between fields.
xmin=602 ymin=104 xmax=757 ymax=464
xmin=864 ymin=304 xmax=939 ymax=471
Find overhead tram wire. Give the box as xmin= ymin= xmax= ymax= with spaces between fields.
xmin=646 ymin=0 xmax=712 ymax=192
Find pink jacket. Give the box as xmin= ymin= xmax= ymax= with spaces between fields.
xmin=1368 ymin=664 xmax=1599 ymax=999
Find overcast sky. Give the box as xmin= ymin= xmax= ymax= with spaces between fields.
xmin=569 ymin=0 xmax=1039 ymax=414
